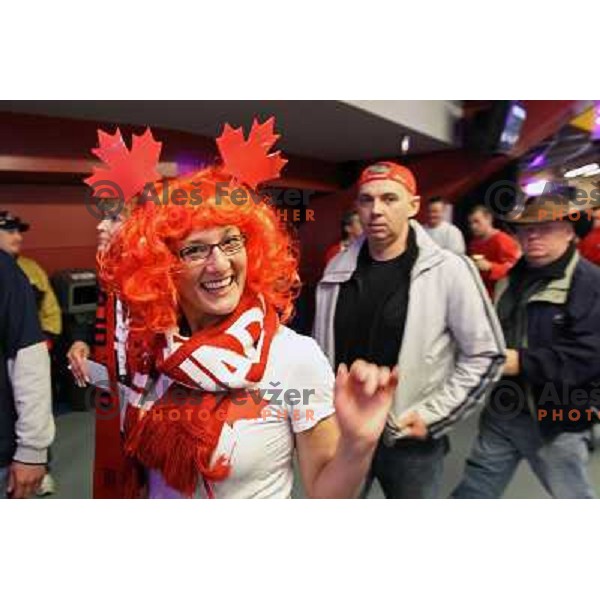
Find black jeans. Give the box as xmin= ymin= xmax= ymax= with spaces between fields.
xmin=363 ymin=436 xmax=449 ymax=499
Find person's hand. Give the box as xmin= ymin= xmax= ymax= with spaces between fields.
xmin=334 ymin=360 xmax=399 ymax=453
xmin=397 ymin=411 xmax=429 ymax=439
xmin=473 ymin=256 xmax=492 ymax=272
xmin=7 ymin=462 xmax=46 ymax=499
xmin=67 ymin=341 xmax=91 ymax=387
xmin=503 ymin=348 xmax=520 ymax=376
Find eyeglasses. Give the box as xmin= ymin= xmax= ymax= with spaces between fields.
xmin=178 ymin=234 xmax=246 ymax=264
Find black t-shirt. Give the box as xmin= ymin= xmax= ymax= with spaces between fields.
xmin=334 ymin=228 xmax=419 ymax=369
xmin=0 ymin=249 xmax=44 ymax=466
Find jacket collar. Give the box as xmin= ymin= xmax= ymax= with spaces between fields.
xmin=495 ymin=250 xmax=580 ymax=306
xmin=529 ymin=250 xmax=579 ymax=305
xmin=320 ymin=220 xmax=445 ymax=284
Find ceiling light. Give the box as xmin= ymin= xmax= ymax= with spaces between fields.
xmin=400 ymin=135 xmax=410 ymax=155
xmin=564 ymin=163 xmax=600 ymax=178
xmin=523 ymin=180 xmax=548 ymax=195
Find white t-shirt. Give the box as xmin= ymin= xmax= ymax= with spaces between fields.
xmin=147 ymin=326 xmax=336 ymax=499
xmin=424 ymin=221 xmax=466 ymax=254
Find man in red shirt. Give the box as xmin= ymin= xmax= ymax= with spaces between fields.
xmin=577 ymin=206 xmax=600 ymax=265
xmin=468 ymin=205 xmax=521 ymax=297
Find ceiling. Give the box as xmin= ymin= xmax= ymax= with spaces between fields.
xmin=0 ymin=100 xmax=458 ymax=163
xmin=520 ymin=102 xmax=600 ymax=182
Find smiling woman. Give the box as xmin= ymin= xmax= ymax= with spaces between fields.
xmin=92 ymin=119 xmax=398 ymax=499
xmin=175 ymin=228 xmax=247 ymax=329
xmin=101 ymin=166 xmax=299 ymax=345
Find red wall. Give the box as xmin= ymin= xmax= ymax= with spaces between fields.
xmin=0 ymin=184 xmax=98 ymax=274
xmin=0 ymin=112 xmax=342 ymax=277
xmin=297 ymin=187 xmax=355 ymax=283
xmin=0 ymin=112 xmax=341 ymax=188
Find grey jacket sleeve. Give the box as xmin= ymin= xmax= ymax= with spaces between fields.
xmin=8 ymin=342 xmax=55 ymax=463
xmin=412 ymin=256 xmax=506 ymax=436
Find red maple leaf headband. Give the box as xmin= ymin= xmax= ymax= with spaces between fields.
xmin=84 ymin=116 xmax=287 ymax=205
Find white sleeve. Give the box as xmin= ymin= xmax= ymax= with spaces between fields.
xmin=449 ymin=226 xmax=466 ymax=254
xmin=286 ymin=336 xmax=336 ymax=434
xmin=9 ymin=342 xmax=55 ymax=463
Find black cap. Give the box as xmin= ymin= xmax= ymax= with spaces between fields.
xmin=0 ymin=211 xmax=30 ymax=232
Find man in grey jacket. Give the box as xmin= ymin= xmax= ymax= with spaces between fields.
xmin=313 ymin=161 xmax=505 ymax=498
xmin=0 ymin=248 xmax=55 ymax=498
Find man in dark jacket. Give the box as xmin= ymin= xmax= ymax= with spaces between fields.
xmin=453 ymin=190 xmax=600 ymax=498
xmin=0 ymin=249 xmax=55 ymax=498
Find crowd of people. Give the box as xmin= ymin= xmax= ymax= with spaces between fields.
xmin=2 ymin=120 xmax=600 ymax=499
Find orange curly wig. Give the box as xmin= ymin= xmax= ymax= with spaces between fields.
xmin=99 ymin=166 xmax=300 ymax=365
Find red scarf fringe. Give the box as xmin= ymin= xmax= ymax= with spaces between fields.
xmin=123 ymin=396 xmax=231 ymax=498
xmin=121 ymin=294 xmax=278 ymax=498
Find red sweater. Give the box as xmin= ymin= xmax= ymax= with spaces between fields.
xmin=324 ymin=242 xmax=344 ymax=266
xmin=578 ymin=228 xmax=600 ymax=266
xmin=469 ymin=230 xmax=521 ymax=297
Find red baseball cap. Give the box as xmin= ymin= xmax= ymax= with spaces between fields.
xmin=357 ymin=161 xmax=417 ymax=195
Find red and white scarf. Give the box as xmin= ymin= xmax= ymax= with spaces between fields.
xmin=122 ymin=293 xmax=279 ymax=498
